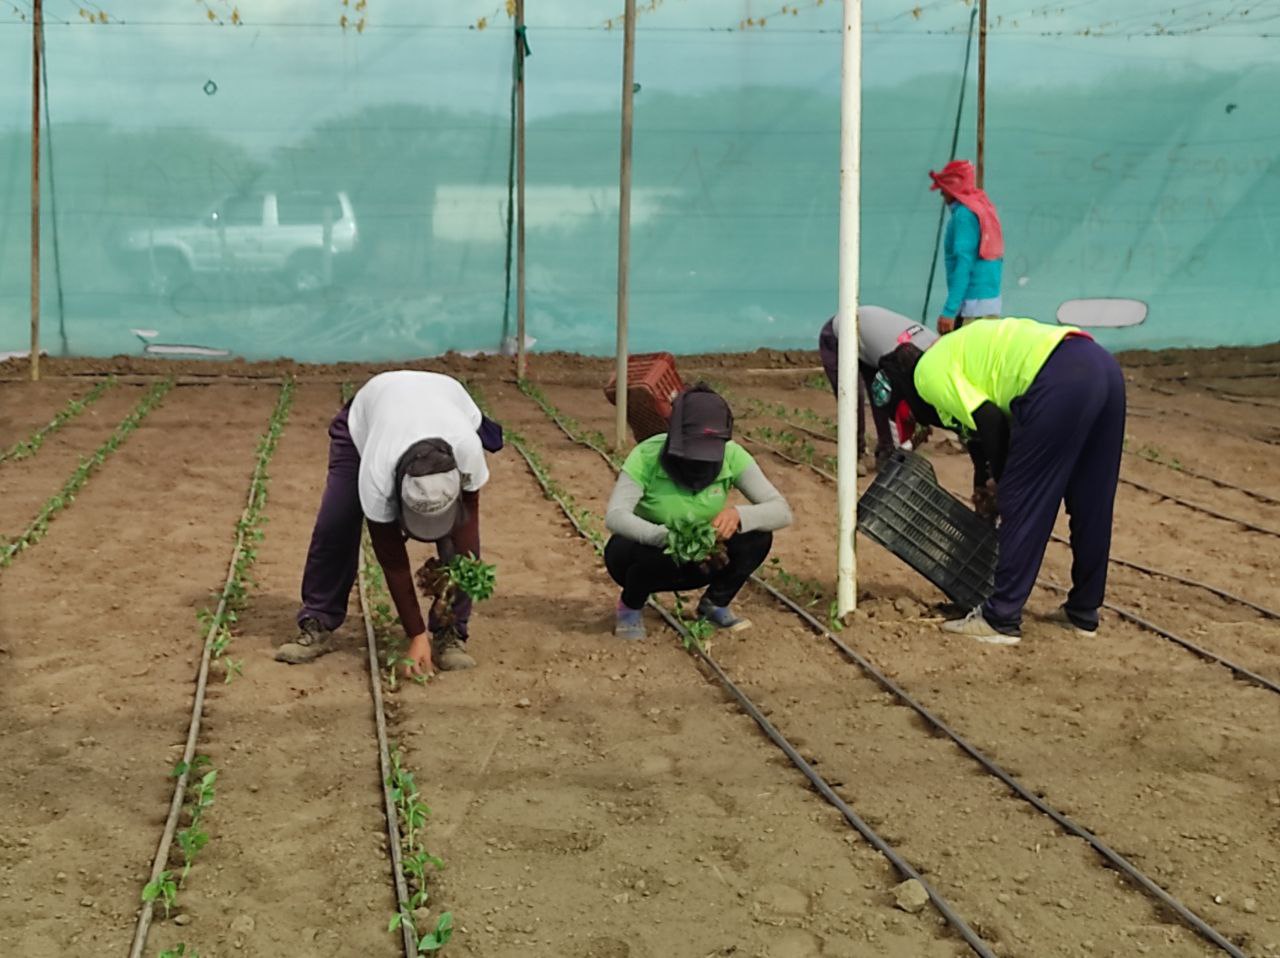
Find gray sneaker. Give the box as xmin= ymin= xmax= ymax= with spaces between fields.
xmin=431 ymin=633 xmax=476 ymax=671
xmin=275 ymin=617 xmax=338 ymax=664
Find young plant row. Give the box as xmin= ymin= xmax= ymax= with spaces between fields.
xmin=0 ymin=378 xmax=115 ymax=464
xmin=199 ymin=377 xmax=298 ymax=685
xmin=359 ymin=540 xmax=455 ymax=954
xmin=134 ymin=379 xmax=296 ymax=958
xmin=1 ymin=379 xmax=173 ymax=567
xmin=514 ymin=381 xmax=840 ymax=635
xmin=143 ymin=756 xmax=218 ymax=920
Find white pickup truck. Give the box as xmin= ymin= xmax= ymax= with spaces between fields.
xmin=119 ymin=191 xmax=359 ymax=296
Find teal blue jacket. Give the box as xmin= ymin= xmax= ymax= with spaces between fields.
xmin=943 ymin=203 xmax=1003 ymax=317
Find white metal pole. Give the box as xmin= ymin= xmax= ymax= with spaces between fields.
xmin=835 ymin=0 xmax=862 ymax=617
xmin=615 ymin=0 xmax=636 ymax=449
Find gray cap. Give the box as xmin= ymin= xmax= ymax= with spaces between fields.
xmin=399 ymin=468 xmax=462 ymax=542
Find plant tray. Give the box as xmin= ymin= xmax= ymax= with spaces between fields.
xmin=604 ymin=352 xmax=685 ymax=441
xmin=857 ymin=450 xmax=997 ymax=609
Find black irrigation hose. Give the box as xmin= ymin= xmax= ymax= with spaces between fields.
xmin=1039 ymin=581 xmax=1280 ymax=698
xmin=1125 ymin=453 xmax=1280 ymax=508
xmin=504 ymin=436 xmax=998 ymax=958
xmin=1119 ymin=475 xmax=1280 ymax=539
xmin=757 ymin=578 xmax=1251 ymax=958
xmin=524 ymin=393 xmax=1251 ymax=958
xmin=356 ymin=546 xmax=417 ymax=958
xmin=1046 ymin=533 xmax=1280 ymax=621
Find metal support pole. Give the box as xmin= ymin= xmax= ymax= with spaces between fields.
xmin=29 ymin=0 xmax=42 ymax=381
xmin=835 ymin=0 xmax=862 ymax=617
xmin=614 ymin=0 xmax=636 ymax=449
xmin=515 ymin=0 xmax=528 ymax=381
xmin=977 ymin=0 xmax=987 ymax=187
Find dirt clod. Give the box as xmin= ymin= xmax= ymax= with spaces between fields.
xmin=891 ymin=879 xmax=929 ymax=914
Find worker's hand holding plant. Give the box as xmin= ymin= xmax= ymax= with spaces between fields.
xmin=972 ymin=478 xmax=998 ymax=523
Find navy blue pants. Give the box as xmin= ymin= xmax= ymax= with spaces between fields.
xmin=982 ymin=336 xmax=1126 ymax=631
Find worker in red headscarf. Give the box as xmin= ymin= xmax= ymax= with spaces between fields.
xmin=929 ymin=159 xmax=1004 ymax=334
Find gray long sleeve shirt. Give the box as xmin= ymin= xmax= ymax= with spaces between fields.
xmin=605 ymin=463 xmax=793 ymax=548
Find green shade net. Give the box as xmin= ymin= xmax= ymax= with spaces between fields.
xmin=0 ymin=1 xmax=1275 ymax=361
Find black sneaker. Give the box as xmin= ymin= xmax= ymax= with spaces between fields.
xmin=275 ymin=617 xmax=338 ymax=664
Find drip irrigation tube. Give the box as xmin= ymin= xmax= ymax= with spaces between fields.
xmin=1047 ymin=533 xmax=1280 ymax=620
xmin=741 ymin=432 xmax=837 ymax=482
xmin=1039 ymin=581 xmax=1280 ymax=697
xmin=1125 ymin=453 xmax=1280 ymax=508
xmin=1119 ymin=475 xmax=1280 ymax=538
xmin=357 ymin=545 xmax=417 ymax=958
xmin=504 ymin=435 xmax=998 ymax=958
xmin=520 ymin=387 xmax=1254 ymax=957
xmin=129 ymin=381 xmax=291 ymax=958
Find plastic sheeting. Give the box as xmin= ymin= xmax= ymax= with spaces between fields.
xmin=0 ymin=1 xmax=1276 ymax=362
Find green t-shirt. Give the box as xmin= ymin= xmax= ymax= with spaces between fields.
xmin=621 ymin=435 xmax=755 ymax=526
xmin=913 ymin=318 xmax=1079 ymax=431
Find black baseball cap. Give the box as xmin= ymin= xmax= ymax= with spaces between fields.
xmin=666 ymin=386 xmax=733 ymax=462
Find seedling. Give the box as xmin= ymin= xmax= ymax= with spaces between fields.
xmin=0 ymin=379 xmax=114 ymax=464
xmin=223 ymin=658 xmax=244 ymax=683
xmin=176 ymin=825 xmax=209 ymax=885
xmin=2 ymin=379 xmax=173 ymax=566
xmin=420 ymin=912 xmax=455 ymax=952
xmin=142 ymin=871 xmax=178 ymax=918
xmin=171 ymin=755 xmax=212 ymax=779
xmin=413 ymin=555 xmax=498 ymax=632
xmin=159 ymin=945 xmax=199 ymax=958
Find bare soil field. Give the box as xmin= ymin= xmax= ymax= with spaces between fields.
xmin=0 ymin=344 xmax=1276 ymax=958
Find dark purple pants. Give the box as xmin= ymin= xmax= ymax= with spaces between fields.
xmin=297 ymin=405 xmax=472 ymax=638
xmin=818 ymin=319 xmax=894 ymax=457
xmin=982 ymin=336 xmax=1126 ymax=631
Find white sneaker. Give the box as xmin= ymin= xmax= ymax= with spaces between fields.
xmin=1044 ymin=605 xmax=1098 ymax=638
xmin=941 ymin=607 xmax=1021 ymax=645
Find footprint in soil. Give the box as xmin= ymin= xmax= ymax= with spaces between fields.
xmin=766 ymin=929 xmax=823 ymax=958
xmin=574 ymin=936 xmax=632 ymax=958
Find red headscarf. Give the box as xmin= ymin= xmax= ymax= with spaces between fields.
xmin=928 ymin=159 xmax=1004 ymax=260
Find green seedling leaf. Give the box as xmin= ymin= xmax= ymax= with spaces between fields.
xmin=446 ymin=555 xmax=497 ymax=601
xmin=663 ymin=518 xmax=719 ymax=565
xmin=419 ymin=912 xmax=454 ymax=952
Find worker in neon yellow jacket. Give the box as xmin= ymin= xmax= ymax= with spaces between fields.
xmin=876 ymin=319 xmax=1125 ymax=645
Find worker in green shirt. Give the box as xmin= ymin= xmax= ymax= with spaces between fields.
xmin=603 ymin=385 xmax=793 ymax=640
xmin=876 ymin=318 xmax=1126 ymax=645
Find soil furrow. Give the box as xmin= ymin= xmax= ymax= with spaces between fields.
xmin=149 ymin=383 xmax=396 ymax=956
xmin=0 ymin=384 xmax=277 ymax=956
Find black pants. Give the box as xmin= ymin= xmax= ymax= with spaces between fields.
xmin=604 ymin=530 xmax=773 ymax=610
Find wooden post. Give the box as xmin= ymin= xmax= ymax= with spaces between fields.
xmin=976 ymin=0 xmax=987 ymax=187
xmin=614 ymin=0 xmax=637 ymax=449
xmin=29 ymin=0 xmax=42 ymax=381
xmin=515 ymin=0 xmax=528 ymax=381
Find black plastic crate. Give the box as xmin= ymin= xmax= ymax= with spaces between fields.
xmin=857 ymin=450 xmax=997 ymax=609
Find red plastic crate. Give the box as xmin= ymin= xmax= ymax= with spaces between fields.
xmin=603 ymin=352 xmax=685 ymax=441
